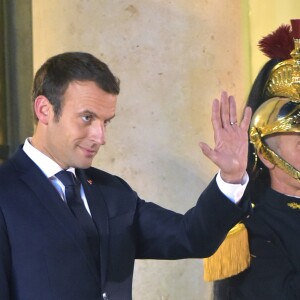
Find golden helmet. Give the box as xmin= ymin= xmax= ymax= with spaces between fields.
xmin=250 ymin=19 xmax=300 ymax=179
xmin=250 ymin=97 xmax=300 ymax=179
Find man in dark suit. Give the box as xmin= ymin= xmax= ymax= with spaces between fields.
xmin=0 ymin=52 xmax=251 ymax=300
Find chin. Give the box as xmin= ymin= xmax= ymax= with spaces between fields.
xmin=78 ymin=163 xmax=93 ymax=169
xmin=72 ymin=159 xmax=93 ymax=169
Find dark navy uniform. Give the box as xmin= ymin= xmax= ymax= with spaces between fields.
xmin=214 ymin=188 xmax=300 ymax=300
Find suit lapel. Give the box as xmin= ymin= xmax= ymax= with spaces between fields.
xmin=11 ymin=149 xmax=100 ymax=283
xmin=77 ymin=169 xmax=109 ymax=290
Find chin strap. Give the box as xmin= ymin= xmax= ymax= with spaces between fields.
xmin=260 ymin=143 xmax=300 ymax=179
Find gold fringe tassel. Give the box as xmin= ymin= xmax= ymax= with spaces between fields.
xmin=203 ymin=223 xmax=250 ymax=281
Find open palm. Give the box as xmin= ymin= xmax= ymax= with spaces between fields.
xmin=199 ymin=91 xmax=252 ymax=184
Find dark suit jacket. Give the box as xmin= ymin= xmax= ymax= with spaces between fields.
xmin=0 ymin=148 xmax=250 ymax=300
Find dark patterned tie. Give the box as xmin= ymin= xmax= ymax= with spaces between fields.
xmin=55 ymin=170 xmax=100 ymax=270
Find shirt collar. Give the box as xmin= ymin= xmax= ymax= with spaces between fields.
xmin=23 ymin=138 xmax=76 ymax=178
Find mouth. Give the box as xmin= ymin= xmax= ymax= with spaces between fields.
xmin=79 ymin=145 xmax=99 ymax=157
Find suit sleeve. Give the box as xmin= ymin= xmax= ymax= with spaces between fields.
xmin=0 ymin=208 xmax=11 ymax=299
xmin=135 ymin=176 xmax=251 ymax=259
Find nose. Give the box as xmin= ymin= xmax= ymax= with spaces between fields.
xmin=90 ymin=121 xmax=106 ymax=145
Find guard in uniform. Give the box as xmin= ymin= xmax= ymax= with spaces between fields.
xmin=205 ymin=19 xmax=300 ymax=300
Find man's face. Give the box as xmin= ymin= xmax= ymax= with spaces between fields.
xmin=266 ymin=133 xmax=300 ymax=194
xmin=41 ymin=80 xmax=117 ymax=169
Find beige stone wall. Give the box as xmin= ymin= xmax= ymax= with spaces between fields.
xmin=32 ymin=1 xmax=250 ymax=299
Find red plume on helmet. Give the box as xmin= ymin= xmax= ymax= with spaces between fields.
xmin=258 ymin=24 xmax=294 ymax=60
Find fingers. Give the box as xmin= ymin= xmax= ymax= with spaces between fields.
xmin=218 ymin=91 xmax=238 ymax=128
xmin=211 ymin=98 xmax=221 ymax=132
xmin=220 ymin=91 xmax=230 ymax=128
xmin=240 ymin=106 xmax=252 ymax=131
xmin=219 ymin=92 xmax=251 ymax=129
xmin=200 ymin=93 xmax=251 ymax=176
xmin=229 ymin=95 xmax=237 ymax=125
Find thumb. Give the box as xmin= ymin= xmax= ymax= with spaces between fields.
xmin=199 ymin=142 xmax=215 ymax=161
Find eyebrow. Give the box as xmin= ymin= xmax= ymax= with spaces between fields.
xmin=79 ymin=110 xmax=116 ymax=122
xmin=105 ymin=115 xmax=116 ymax=122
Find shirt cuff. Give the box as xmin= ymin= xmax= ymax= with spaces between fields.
xmin=216 ymin=171 xmax=249 ymax=204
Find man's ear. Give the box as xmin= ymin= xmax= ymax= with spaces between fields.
xmin=34 ymin=96 xmax=51 ymax=124
xmin=257 ymin=151 xmax=275 ymax=170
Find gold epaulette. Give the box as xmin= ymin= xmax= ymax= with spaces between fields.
xmin=203 ymin=222 xmax=250 ymax=281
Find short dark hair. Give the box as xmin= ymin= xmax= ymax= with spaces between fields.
xmin=32 ymin=52 xmax=120 ymax=121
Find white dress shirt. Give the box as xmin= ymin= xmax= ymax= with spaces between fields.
xmin=23 ymin=138 xmax=92 ymax=215
xmin=216 ymin=171 xmax=248 ymax=204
